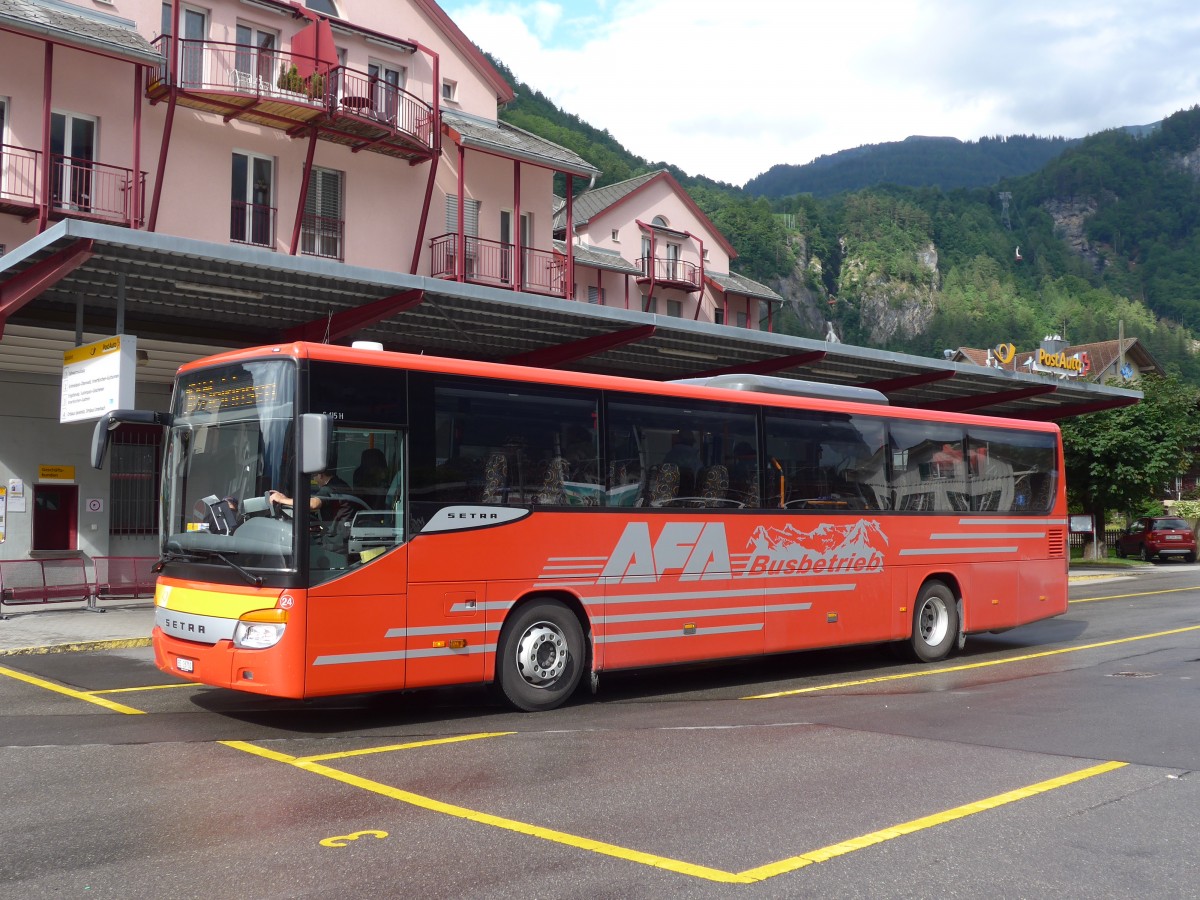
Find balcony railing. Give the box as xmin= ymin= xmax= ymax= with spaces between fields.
xmin=429 ymin=234 xmax=566 ymax=297
xmin=0 ymin=144 xmax=40 ymax=210
xmin=230 ymin=201 xmax=276 ymax=248
xmin=150 ymin=38 xmax=435 ymax=156
xmin=331 ymin=67 xmax=436 ymax=147
xmin=300 ymin=213 xmax=344 ymax=261
xmin=49 ymin=154 xmax=146 ymax=226
xmin=637 ymin=255 xmax=702 ymax=291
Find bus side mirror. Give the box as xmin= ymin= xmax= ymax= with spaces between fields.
xmin=91 ymin=410 xmax=173 ymax=469
xmin=299 ymin=413 xmax=331 ymax=474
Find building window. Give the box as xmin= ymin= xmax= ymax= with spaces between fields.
xmin=652 ymin=215 xmax=668 ymax=228
xmin=442 ymin=79 xmax=457 ymax=103
xmin=587 ymin=286 xmax=605 ymax=305
xmin=667 ymin=299 xmax=682 ymax=317
xmin=703 ymin=248 xmax=710 ymax=261
xmin=368 ymin=62 xmax=405 ymax=125
xmin=50 ymin=111 xmax=97 ymax=214
xmin=305 ymin=0 xmax=339 ymax=15
xmin=736 ymin=311 xmax=748 ymax=328
xmin=235 ymin=23 xmax=278 ymax=90
xmin=110 ymin=426 xmax=161 ymax=535
xmin=714 ymin=309 xmax=724 ymax=325
xmin=301 ymin=166 xmax=344 ymax=260
xmin=230 ymin=151 xmax=274 ymax=247
xmin=611 ymin=229 xmax=619 ymax=242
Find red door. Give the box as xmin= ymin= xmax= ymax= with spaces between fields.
xmin=32 ymin=485 xmax=78 ymax=551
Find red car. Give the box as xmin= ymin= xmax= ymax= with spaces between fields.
xmin=1116 ymin=516 xmax=1197 ymax=562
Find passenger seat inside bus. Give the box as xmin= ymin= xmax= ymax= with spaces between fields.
xmin=645 ymin=463 xmax=680 ymax=506
xmin=481 ymin=453 xmax=508 ymax=503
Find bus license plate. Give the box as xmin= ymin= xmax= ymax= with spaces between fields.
xmin=177 ymin=657 xmax=195 ymax=674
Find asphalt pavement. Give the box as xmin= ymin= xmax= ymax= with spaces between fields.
xmin=0 ymin=565 xmax=1135 ymax=656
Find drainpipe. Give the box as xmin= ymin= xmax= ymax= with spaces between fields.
xmin=131 ymin=64 xmax=143 ymax=228
xmin=456 ymin=142 xmax=465 ymax=281
xmin=564 ymin=174 xmax=574 ymax=299
xmin=289 ymin=127 xmax=318 ymax=255
xmin=407 ymin=42 xmax=439 ymax=275
xmin=37 ymin=43 xmax=52 ymax=233
xmin=149 ymin=1 xmax=182 ymax=232
xmin=513 ymin=159 xmax=521 ymax=291
xmin=687 ymin=231 xmax=705 ymax=320
xmin=410 ymin=151 xmax=439 ymax=274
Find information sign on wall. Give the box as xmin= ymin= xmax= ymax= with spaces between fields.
xmin=60 ymin=335 xmax=137 ymax=423
xmin=0 ymin=484 xmax=6 ymax=543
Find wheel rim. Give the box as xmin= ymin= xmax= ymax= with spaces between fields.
xmin=514 ymin=620 xmax=569 ymax=688
xmin=917 ymin=595 xmax=950 ymax=647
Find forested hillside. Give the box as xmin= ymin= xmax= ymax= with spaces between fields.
xmin=744 ymin=135 xmax=1080 ymax=198
xmin=490 ymin=55 xmax=1200 ymax=383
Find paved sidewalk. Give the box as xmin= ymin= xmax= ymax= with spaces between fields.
xmin=0 ymin=604 xmax=154 ymax=655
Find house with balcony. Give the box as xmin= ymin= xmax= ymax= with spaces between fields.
xmin=0 ymin=0 xmax=597 ymax=281
xmin=552 ymin=170 xmax=782 ymax=329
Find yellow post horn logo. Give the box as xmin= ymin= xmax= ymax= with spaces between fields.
xmin=994 ymin=342 xmax=1016 ymax=364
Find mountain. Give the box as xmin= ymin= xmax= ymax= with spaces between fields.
xmin=486 ymin=52 xmax=1200 ymax=382
xmin=744 ymin=134 xmax=1081 ymax=198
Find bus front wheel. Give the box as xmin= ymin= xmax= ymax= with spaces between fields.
xmin=496 ymin=600 xmax=585 ymax=712
xmin=909 ymin=580 xmax=958 ymax=662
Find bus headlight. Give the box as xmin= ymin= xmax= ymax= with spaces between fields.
xmin=234 ymin=608 xmax=289 ymax=649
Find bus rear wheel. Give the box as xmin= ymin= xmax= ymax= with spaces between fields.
xmin=909 ymin=580 xmax=958 ymax=662
xmin=496 ymin=600 xmax=585 ymax=712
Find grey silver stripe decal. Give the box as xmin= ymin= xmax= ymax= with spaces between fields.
xmin=900 ymin=546 xmax=1018 ymax=556
xmin=597 ymin=583 xmax=854 ymax=606
xmin=597 ymin=623 xmax=763 ymax=644
xmin=313 ymin=643 xmax=498 ymax=666
xmin=596 ymin=602 xmax=813 ymax=625
xmin=930 ymin=532 xmax=1045 ymax=540
xmin=960 ymin=518 xmax=1064 ymax=525
xmin=385 ymin=623 xmax=498 ymax=638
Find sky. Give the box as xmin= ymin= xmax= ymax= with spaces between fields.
xmin=441 ymin=0 xmax=1200 ymax=187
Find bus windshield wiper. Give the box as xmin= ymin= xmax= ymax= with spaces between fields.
xmin=159 ymin=547 xmax=263 ymax=587
xmin=152 ymin=548 xmax=205 ymax=572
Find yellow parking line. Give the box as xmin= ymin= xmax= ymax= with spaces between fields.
xmin=89 ymin=683 xmax=197 ymax=695
xmin=743 ymin=623 xmax=1200 ymax=700
xmin=295 ymin=732 xmax=515 ymax=763
xmin=223 ymin=736 xmax=1128 ymax=884
xmin=737 ymin=761 xmax=1127 ymax=880
xmin=1 ymin=658 xmax=1140 ymax=883
xmin=1071 ymin=586 xmax=1196 ymax=604
xmin=0 ymin=663 xmax=145 ymax=715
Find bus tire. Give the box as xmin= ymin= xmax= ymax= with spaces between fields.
xmin=909 ymin=580 xmax=958 ymax=662
xmin=496 ymin=600 xmax=585 ymax=712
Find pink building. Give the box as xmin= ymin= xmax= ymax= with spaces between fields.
xmin=556 ymin=170 xmax=781 ymax=329
xmin=0 ymin=0 xmax=606 ymax=285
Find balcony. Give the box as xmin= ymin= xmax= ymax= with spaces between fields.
xmin=430 ymin=234 xmax=566 ymax=297
xmin=230 ymin=201 xmax=276 ymax=249
xmin=0 ymin=145 xmax=39 ymax=217
xmin=637 ymin=255 xmax=702 ymax=292
xmin=2 ymin=148 xmax=145 ymax=226
xmin=147 ymin=38 xmax=436 ymax=162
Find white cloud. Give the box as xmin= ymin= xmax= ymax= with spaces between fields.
xmin=445 ymin=0 xmax=1200 ymax=186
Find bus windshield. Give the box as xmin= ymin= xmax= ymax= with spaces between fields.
xmin=160 ymin=359 xmax=298 ymax=573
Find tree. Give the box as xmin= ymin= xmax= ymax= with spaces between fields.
xmin=1059 ymin=373 xmax=1200 ymax=556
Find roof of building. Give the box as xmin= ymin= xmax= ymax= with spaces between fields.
xmin=552 ymin=170 xmax=738 ymax=258
xmin=706 ymin=270 xmax=783 ymax=303
xmin=0 ymin=0 xmax=162 ymax=64
xmin=954 ymin=337 xmax=1164 ymax=381
xmin=552 ymin=241 xmax=643 ymax=275
xmin=441 ymin=110 xmax=601 ymax=179
xmin=0 ymin=219 xmax=1144 ymax=421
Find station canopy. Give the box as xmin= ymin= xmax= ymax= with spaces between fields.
xmin=0 ymin=221 xmax=1141 ymax=421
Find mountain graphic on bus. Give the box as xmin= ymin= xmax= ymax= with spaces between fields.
xmin=745 ymin=519 xmax=888 ymax=576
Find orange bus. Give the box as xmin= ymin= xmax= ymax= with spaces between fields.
xmin=93 ymin=342 xmax=1068 ymax=711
